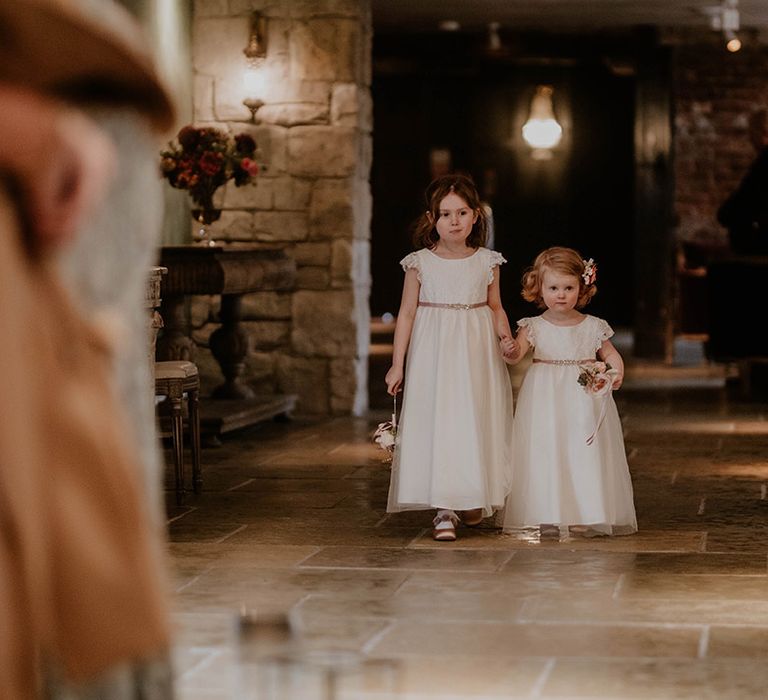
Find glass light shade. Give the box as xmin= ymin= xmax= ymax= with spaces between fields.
xmin=242 ymin=65 xmax=264 ymax=95
xmin=522 ymin=85 xmax=563 ymax=150
xmin=522 ymin=118 xmax=563 ymax=149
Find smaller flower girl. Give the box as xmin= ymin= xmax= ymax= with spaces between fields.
xmin=500 ymin=247 xmax=637 ymax=537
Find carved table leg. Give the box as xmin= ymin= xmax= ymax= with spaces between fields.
xmin=157 ymin=293 xmax=197 ymax=361
xmin=209 ymin=294 xmax=255 ymax=400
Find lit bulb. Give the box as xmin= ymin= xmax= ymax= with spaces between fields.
xmin=725 ymin=29 xmax=741 ymax=52
xmin=522 ymin=119 xmax=563 ymax=150
xmin=522 ymin=86 xmax=563 ymax=150
xmin=243 ymin=65 xmax=263 ymax=94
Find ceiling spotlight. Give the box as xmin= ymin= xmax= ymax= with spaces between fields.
xmin=488 ymin=22 xmax=502 ymax=52
xmin=725 ymin=30 xmax=742 ymax=51
xmin=706 ymin=0 xmax=742 ymax=50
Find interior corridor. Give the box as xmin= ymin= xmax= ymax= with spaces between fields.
xmin=167 ymin=352 xmax=768 ymax=699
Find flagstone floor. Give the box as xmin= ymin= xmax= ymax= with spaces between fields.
xmin=165 ymin=355 xmax=768 ymax=699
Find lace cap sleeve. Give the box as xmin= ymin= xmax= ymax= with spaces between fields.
xmin=516 ymin=317 xmax=535 ymax=346
xmin=487 ymin=249 xmax=507 ymax=285
xmin=593 ymin=316 xmax=614 ymax=352
xmin=399 ymin=251 xmax=422 ymax=282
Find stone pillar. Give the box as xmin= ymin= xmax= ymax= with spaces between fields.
xmin=191 ymin=0 xmax=372 ymax=415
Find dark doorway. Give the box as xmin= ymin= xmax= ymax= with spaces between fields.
xmin=371 ymin=33 xmax=636 ymax=327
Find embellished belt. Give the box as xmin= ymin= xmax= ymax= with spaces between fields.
xmin=418 ymin=301 xmax=487 ymax=310
xmin=532 ymin=358 xmax=595 ymax=365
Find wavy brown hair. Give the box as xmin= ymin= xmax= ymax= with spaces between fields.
xmin=521 ymin=246 xmax=597 ymax=309
xmin=412 ymin=174 xmax=487 ymax=250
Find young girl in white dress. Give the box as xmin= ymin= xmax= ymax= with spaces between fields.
xmin=385 ymin=174 xmax=515 ymax=542
xmin=500 ymin=247 xmax=637 ymax=537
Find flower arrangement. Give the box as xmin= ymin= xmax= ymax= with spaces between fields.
xmin=582 ymin=258 xmax=597 ymax=286
xmin=372 ymin=395 xmax=398 ymax=463
xmin=578 ymin=360 xmax=618 ymax=445
xmin=159 ymin=126 xmax=260 ymax=222
xmin=577 ymin=361 xmax=618 ymax=397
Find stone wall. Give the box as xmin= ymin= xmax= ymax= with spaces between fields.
xmin=672 ymin=33 xmax=768 ymax=248
xmin=190 ymin=0 xmax=372 ymax=415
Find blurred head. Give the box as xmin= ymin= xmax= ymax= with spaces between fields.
xmin=413 ymin=173 xmax=487 ymax=250
xmin=521 ymin=246 xmax=597 ymax=309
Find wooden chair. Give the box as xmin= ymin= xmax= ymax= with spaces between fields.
xmin=155 ymin=360 xmax=201 ymax=505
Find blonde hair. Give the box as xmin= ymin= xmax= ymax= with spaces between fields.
xmin=412 ymin=174 xmax=487 ymax=250
xmin=521 ymin=246 xmax=597 ymax=309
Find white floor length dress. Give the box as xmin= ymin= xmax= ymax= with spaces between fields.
xmin=387 ymin=247 xmax=514 ymax=516
xmin=503 ymin=315 xmax=637 ymax=535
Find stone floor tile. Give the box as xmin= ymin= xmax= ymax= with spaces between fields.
xmin=399 ymin=571 xmax=621 ymax=597
xmin=423 ymin=529 xmax=708 ymax=553
xmin=363 ymin=656 xmax=549 ymax=697
xmin=521 ymin=595 xmax=768 ymax=626
xmin=617 ymin=572 xmax=768 ymax=600
xmin=221 ymin=523 xmax=425 ymax=547
xmin=704 ymin=527 xmax=768 ymax=553
xmin=168 ymin=543 xmax=321 ymax=570
xmin=369 ymin=620 xmax=701 ymax=659
xmin=297 ymin=592 xmax=529 ymax=623
xmin=299 ymin=546 xmax=513 ymax=572
xmin=540 ymin=657 xmax=768 ymax=698
xmin=706 ymin=625 xmax=768 ymax=658
xmin=626 ymin=552 xmax=768 ymax=574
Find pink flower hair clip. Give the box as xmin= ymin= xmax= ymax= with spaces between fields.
xmin=582 ymin=258 xmax=597 ymax=286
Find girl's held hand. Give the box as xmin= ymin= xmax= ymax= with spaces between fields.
xmin=499 ymin=335 xmax=518 ymax=359
xmin=385 ymin=366 xmax=403 ymax=396
xmin=612 ymin=372 xmax=624 ymax=390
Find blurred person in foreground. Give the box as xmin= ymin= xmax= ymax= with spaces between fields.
xmin=0 ymin=0 xmax=176 ymax=697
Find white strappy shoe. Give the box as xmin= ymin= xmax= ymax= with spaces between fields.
xmin=432 ymin=510 xmax=459 ymax=541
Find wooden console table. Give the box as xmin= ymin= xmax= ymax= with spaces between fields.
xmin=157 ymin=245 xmax=297 ymax=437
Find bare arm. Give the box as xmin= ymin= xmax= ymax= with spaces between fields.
xmin=384 ymin=267 xmax=420 ymax=395
xmin=598 ymin=339 xmax=624 ymax=389
xmin=487 ymin=266 xmax=513 ymax=341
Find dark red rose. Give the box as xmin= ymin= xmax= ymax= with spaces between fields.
xmin=199 ymin=152 xmax=224 ymax=176
xmin=177 ymin=126 xmax=200 ymax=150
xmin=235 ymin=133 xmax=257 ymax=155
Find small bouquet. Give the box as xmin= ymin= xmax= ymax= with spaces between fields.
xmin=372 ymin=395 xmax=398 ymax=463
xmin=577 ymin=361 xmax=618 ymax=397
xmin=577 ymin=361 xmax=618 ymax=445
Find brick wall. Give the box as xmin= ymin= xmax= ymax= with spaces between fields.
xmin=673 ymin=34 xmax=768 ymax=247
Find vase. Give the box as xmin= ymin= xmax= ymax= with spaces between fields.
xmin=190 ymin=204 xmax=221 ymax=247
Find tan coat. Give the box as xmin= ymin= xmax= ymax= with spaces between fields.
xmin=0 ymin=186 xmax=171 ymax=698
xmin=0 ymin=0 xmax=176 ymax=696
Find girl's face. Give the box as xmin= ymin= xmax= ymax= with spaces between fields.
xmin=433 ymin=192 xmax=478 ymax=246
xmin=541 ymin=268 xmax=580 ymax=312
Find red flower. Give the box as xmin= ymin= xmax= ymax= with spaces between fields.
xmin=240 ymin=157 xmax=260 ymax=177
xmin=177 ymin=125 xmax=200 ymax=150
xmin=199 ymin=151 xmax=224 ymax=176
xmin=235 ymin=133 xmax=257 ymax=155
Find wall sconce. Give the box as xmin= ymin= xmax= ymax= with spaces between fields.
xmin=243 ymin=11 xmax=267 ymax=62
xmin=242 ymin=12 xmax=267 ymax=123
xmin=521 ymin=85 xmax=563 ymax=160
